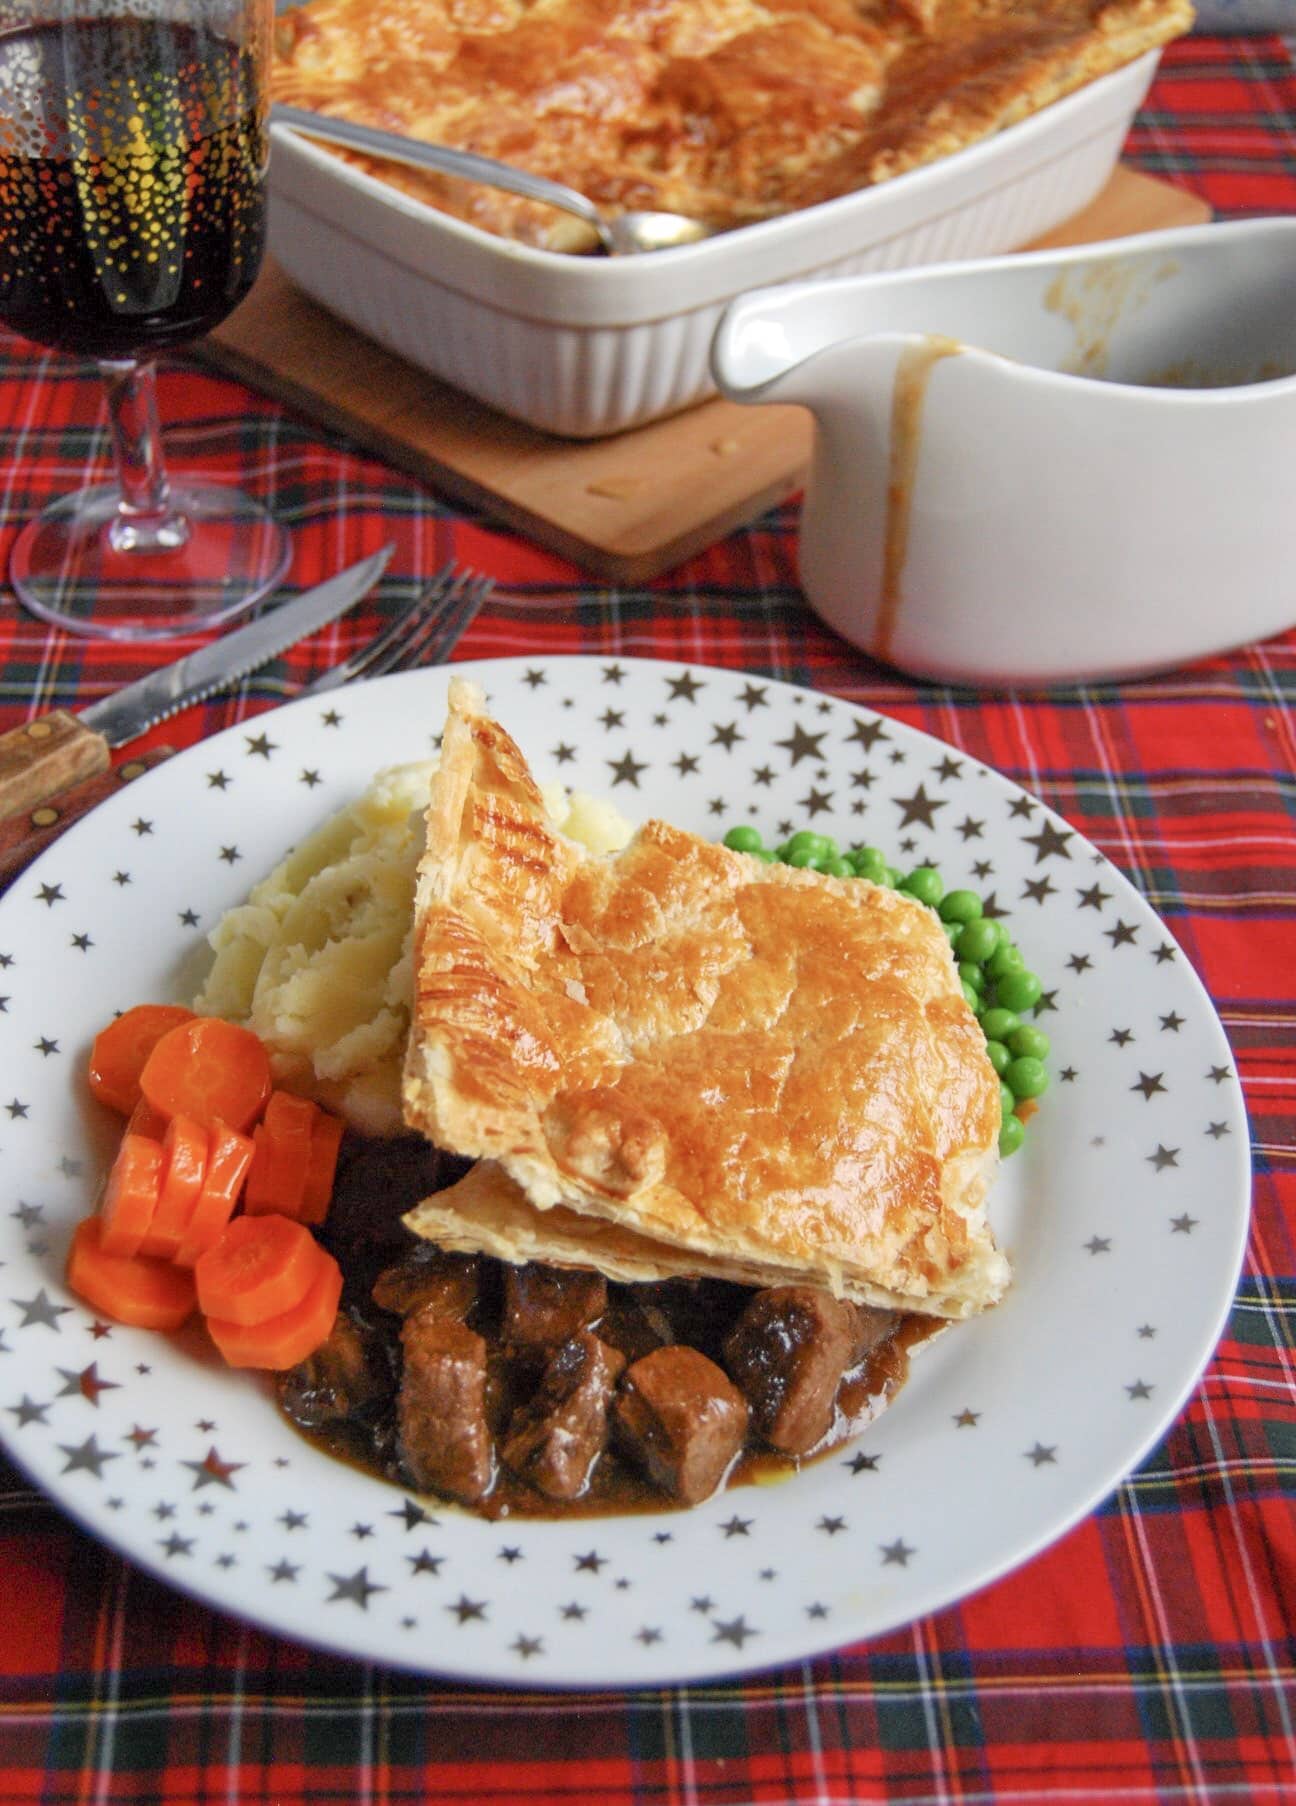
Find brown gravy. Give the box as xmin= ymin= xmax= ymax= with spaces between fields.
xmin=284 ymin=1301 xmax=941 ymax=1521
xmin=284 ymin=1133 xmax=942 ymax=1520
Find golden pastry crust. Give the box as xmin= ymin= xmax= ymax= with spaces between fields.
xmin=401 ymin=679 xmax=1008 ymax=1317
xmin=403 ymin=1154 xmax=978 ymax=1310
xmin=272 ymin=0 xmax=1194 ymax=250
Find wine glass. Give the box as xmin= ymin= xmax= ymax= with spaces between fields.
xmin=0 ymin=0 xmax=290 ymax=638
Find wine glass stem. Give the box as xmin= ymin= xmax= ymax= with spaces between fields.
xmin=99 ymin=357 xmax=191 ymax=554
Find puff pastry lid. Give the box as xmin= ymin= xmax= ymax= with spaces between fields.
xmin=402 ymin=679 xmax=1009 ymax=1318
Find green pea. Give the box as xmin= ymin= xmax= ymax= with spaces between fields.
xmin=884 ymin=865 xmax=904 ymax=888
xmin=958 ymin=961 xmax=985 ymax=993
xmin=987 ymin=941 xmax=1025 ymax=981
xmin=753 ymin=847 xmax=778 ymax=863
xmin=999 ymin=1080 xmax=1017 ymax=1120
xmin=851 ymin=846 xmax=889 ymax=882
xmin=955 ymin=917 xmax=1001 ymax=964
xmin=997 ymin=969 xmax=1043 ymax=1013
xmin=980 ymin=1006 xmax=1021 ymax=1043
xmin=822 ymin=855 xmax=854 ymax=878
xmin=944 ymin=921 xmax=963 ymax=947
xmin=723 ymin=825 xmax=764 ymax=853
xmin=999 ymin=1112 xmax=1026 ymax=1157
xmin=784 ymin=846 xmax=824 ymax=870
xmin=961 ymin=980 xmax=980 ymax=1009
xmin=783 ymin=829 xmax=830 ymax=860
xmin=1005 ymin=1055 xmax=1049 ymax=1100
xmin=939 ymin=888 xmax=983 ymax=925
xmin=1007 ymin=1024 xmax=1050 ymax=1061
xmin=984 ymin=1038 xmax=1011 ymax=1076
xmin=899 ymin=866 xmax=943 ymax=908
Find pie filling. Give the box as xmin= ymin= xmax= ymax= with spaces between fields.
xmin=277 ymin=1132 xmax=940 ymax=1516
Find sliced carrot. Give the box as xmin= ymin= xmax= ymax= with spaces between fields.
xmin=139 ymin=1016 xmax=271 ymax=1133
xmin=193 ymin=1212 xmax=327 ymax=1326
xmin=243 ymin=1090 xmax=318 ymax=1219
xmin=204 ymin=1253 xmax=342 ymax=1370
xmin=140 ymin=1114 xmax=208 ymax=1259
xmin=126 ymin=1097 xmax=169 ymax=1141
xmin=98 ymin=1132 xmax=164 ymax=1257
xmin=67 ymin=1214 xmax=197 ymax=1331
xmin=243 ymin=1124 xmax=271 ymax=1209
xmin=88 ymin=1004 xmax=195 ymax=1115
xmin=300 ymin=1109 xmax=345 ymax=1226
xmin=172 ymin=1121 xmax=255 ymax=1268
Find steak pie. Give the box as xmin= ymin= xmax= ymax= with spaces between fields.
xmin=401 ymin=678 xmax=1009 ymax=1320
xmin=273 ymin=0 xmax=1194 ymax=250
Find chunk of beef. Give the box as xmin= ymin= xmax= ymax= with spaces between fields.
xmin=500 ymin=1262 xmax=607 ymax=1346
xmin=613 ymin=1344 xmax=748 ymax=1505
xmin=373 ymin=1247 xmax=480 ymax=1321
xmin=630 ymin=1278 xmax=751 ymax=1364
xmin=846 ymin=1302 xmax=900 ymax=1366
xmin=275 ymin=1309 xmax=392 ymax=1431
xmin=501 ymin=1331 xmax=626 ymax=1501
xmin=723 ymin=1286 xmax=859 ymax=1456
xmin=397 ymin=1309 xmax=494 ymax=1504
xmin=596 ymin=1289 xmax=674 ymax=1365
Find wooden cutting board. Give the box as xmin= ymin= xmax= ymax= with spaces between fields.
xmin=202 ymin=166 xmax=1209 ymax=581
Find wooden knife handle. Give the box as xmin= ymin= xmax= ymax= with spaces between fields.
xmin=0 ymin=711 xmax=110 ymax=822
xmin=0 ymin=746 xmax=174 ymax=893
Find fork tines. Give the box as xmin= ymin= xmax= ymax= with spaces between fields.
xmin=304 ymin=563 xmax=493 ymax=696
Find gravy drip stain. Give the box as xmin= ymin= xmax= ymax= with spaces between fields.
xmin=874 ymin=334 xmax=961 ymax=665
xmin=1042 ymin=255 xmax=1176 ymax=381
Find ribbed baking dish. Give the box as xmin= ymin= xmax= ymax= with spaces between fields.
xmin=267 ymin=50 xmax=1161 ymax=439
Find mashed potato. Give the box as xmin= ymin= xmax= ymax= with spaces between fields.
xmin=194 ymin=761 xmax=633 ymax=1135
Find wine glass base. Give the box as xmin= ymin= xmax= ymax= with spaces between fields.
xmin=10 ymin=483 xmax=292 ymax=640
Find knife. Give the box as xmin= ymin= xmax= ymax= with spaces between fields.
xmin=0 ymin=545 xmax=393 ymax=825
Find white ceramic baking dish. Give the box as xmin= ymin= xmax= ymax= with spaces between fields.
xmin=267 ymin=49 xmax=1161 ymax=439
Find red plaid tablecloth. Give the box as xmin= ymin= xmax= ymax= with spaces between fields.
xmin=1 ymin=34 xmax=1293 ymax=1805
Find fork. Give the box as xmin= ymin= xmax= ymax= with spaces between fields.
xmin=0 ymin=564 xmax=495 ymax=888
xmin=301 ymin=563 xmax=494 ymax=696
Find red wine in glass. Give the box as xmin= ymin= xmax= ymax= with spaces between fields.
xmin=0 ymin=2 xmax=290 ymax=637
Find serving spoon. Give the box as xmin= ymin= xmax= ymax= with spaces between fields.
xmin=271 ymin=105 xmax=714 ymax=256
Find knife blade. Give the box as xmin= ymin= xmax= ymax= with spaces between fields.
xmin=0 ymin=545 xmax=393 ymax=824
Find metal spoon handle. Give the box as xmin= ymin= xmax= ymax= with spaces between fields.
xmin=271 ymin=105 xmax=611 ymax=250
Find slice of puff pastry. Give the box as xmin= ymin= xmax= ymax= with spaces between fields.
xmin=402 ymin=679 xmax=1009 ymax=1318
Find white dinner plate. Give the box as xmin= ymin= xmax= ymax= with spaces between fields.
xmin=0 ymin=658 xmax=1250 ymax=1687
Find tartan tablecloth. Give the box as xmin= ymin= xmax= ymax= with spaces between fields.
xmin=1 ymin=33 xmax=1293 ymax=1806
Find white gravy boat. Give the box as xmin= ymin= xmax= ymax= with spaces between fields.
xmin=711 ymin=219 xmax=1296 ymax=686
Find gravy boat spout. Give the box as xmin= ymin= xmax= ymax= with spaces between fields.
xmin=711 ymin=219 xmax=1296 ymax=686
